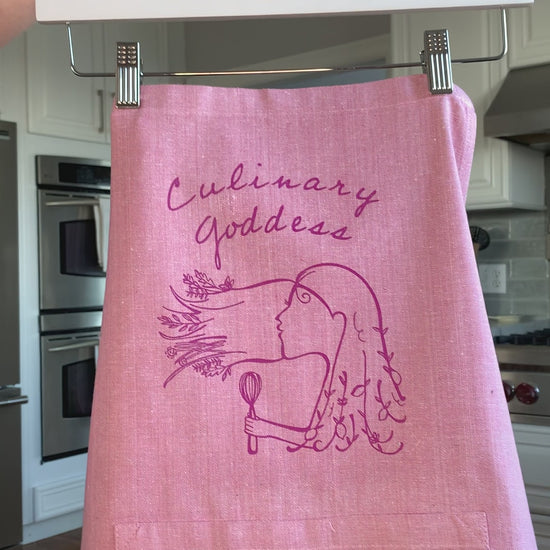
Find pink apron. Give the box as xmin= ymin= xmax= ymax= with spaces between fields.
xmin=82 ymin=74 xmax=536 ymax=549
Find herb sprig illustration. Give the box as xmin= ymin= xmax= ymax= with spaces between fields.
xmin=182 ymin=270 xmax=234 ymax=300
xmin=159 ymin=272 xmax=239 ymax=385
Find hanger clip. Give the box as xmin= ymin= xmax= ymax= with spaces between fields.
xmin=116 ymin=42 xmax=141 ymax=108
xmin=421 ymin=29 xmax=453 ymax=94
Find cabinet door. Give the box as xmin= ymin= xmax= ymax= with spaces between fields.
xmin=0 ymin=34 xmax=26 ymax=122
xmin=509 ymin=0 xmax=550 ymax=68
xmin=26 ymin=23 xmax=108 ymax=143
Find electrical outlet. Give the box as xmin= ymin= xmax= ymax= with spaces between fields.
xmin=478 ymin=263 xmax=507 ymax=294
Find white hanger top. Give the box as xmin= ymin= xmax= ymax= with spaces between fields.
xmin=36 ymin=0 xmax=532 ymax=23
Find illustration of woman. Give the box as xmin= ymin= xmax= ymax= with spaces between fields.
xmin=159 ymin=263 xmax=405 ymax=455
xmin=243 ymin=263 xmax=406 ymax=454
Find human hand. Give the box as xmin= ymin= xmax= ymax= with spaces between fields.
xmin=244 ymin=416 xmax=271 ymax=438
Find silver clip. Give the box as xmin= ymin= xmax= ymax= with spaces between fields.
xmin=422 ymin=30 xmax=453 ymax=95
xmin=116 ymin=42 xmax=141 ymax=108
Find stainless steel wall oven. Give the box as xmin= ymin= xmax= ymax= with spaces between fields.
xmin=40 ymin=315 xmax=102 ymax=460
xmin=37 ymin=155 xmax=110 ymax=461
xmin=37 ymin=155 xmax=110 ymax=313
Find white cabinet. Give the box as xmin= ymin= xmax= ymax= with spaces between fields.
xmin=513 ymin=424 xmax=550 ymax=550
xmin=26 ymin=22 xmax=169 ymax=143
xmin=27 ymin=23 xmax=105 ymax=143
xmin=391 ymin=9 xmax=546 ymax=211
xmin=508 ymin=0 xmax=550 ymax=68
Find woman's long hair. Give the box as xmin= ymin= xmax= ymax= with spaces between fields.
xmin=290 ymin=263 xmax=405 ymax=454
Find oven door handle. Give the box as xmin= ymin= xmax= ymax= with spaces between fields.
xmin=48 ymin=339 xmax=100 ymax=352
xmin=0 ymin=395 xmax=29 ymax=407
xmin=45 ymin=198 xmax=100 ymax=207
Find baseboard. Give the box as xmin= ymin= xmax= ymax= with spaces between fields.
xmin=33 ymin=476 xmax=85 ymax=522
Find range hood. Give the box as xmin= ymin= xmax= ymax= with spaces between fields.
xmin=484 ymin=63 xmax=550 ymax=151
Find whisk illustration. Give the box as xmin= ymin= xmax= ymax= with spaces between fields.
xmin=239 ymin=371 xmax=263 ymax=454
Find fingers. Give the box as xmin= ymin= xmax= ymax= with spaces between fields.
xmin=244 ymin=416 xmax=256 ymax=435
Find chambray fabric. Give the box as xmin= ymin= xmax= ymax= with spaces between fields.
xmin=81 ymin=74 xmax=536 ymax=549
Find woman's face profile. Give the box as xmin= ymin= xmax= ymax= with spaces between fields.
xmin=276 ymin=284 xmax=335 ymax=359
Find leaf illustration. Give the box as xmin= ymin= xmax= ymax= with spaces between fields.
xmin=377 ymin=350 xmax=394 ymax=362
xmin=181 ymin=270 xmax=235 ymax=300
xmin=351 ymin=380 xmax=370 ymax=397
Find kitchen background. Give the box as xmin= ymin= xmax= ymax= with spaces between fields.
xmin=1 ymin=1 xmax=550 ymax=547
xmin=470 ymin=205 xmax=550 ymax=319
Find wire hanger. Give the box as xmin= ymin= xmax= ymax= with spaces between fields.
xmin=65 ymin=7 xmax=508 ymax=108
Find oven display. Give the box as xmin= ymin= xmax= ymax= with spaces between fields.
xmin=58 ymin=162 xmax=110 ymax=187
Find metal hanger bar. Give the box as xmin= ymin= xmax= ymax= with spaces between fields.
xmin=66 ymin=8 xmax=507 ymax=80
xmin=453 ymin=6 xmax=508 ymax=63
xmin=67 ymin=23 xmax=113 ymax=78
